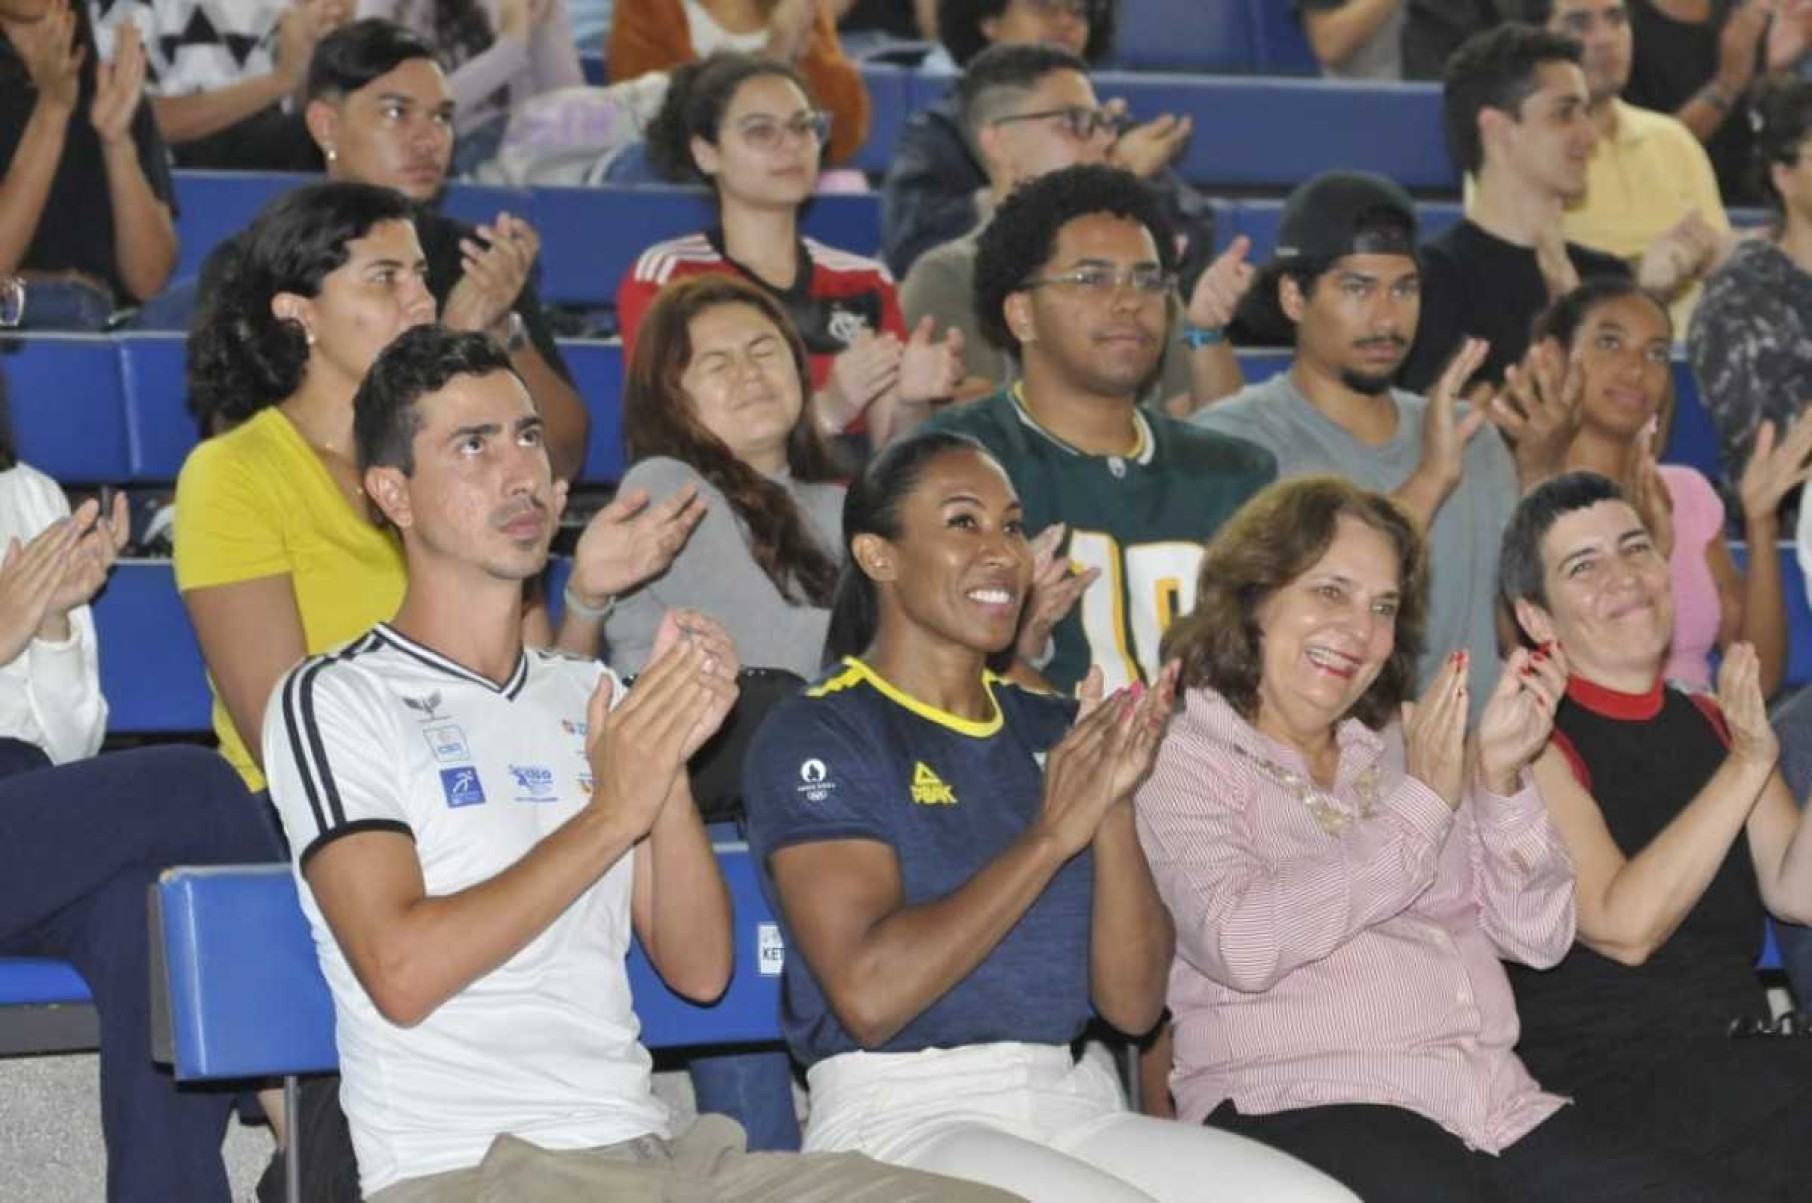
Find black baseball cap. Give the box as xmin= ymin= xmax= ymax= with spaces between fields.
xmin=1273 ymin=171 xmax=1418 ymax=265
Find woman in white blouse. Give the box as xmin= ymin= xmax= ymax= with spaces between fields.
xmin=0 ymin=371 xmax=284 ymax=1200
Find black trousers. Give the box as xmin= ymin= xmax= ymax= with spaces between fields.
xmin=1206 ymin=1099 xmax=1758 ymax=1202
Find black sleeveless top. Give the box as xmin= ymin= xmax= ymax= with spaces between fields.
xmin=1509 ymin=676 xmax=1767 ymax=1088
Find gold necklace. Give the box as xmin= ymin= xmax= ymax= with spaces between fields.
xmin=1232 ymin=744 xmax=1382 ymax=836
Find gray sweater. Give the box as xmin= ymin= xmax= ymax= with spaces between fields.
xmin=602 ymin=456 xmax=845 ymax=681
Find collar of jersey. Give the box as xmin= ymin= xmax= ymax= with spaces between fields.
xmin=373 ymin=623 xmax=529 ymax=698
xmin=827 ymin=656 xmax=1004 ymax=738
xmin=1008 ymin=383 xmax=1153 ymax=466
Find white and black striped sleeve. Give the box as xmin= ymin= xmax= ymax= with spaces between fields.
xmin=263 ymin=654 xmax=413 ymax=871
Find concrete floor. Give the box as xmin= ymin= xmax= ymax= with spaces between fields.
xmin=0 ymin=1056 xmax=708 ymax=1201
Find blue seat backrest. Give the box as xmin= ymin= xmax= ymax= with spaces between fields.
xmin=1112 ymin=0 xmax=1252 ymax=72
xmin=1235 ymin=347 xmax=1293 ymax=384
xmin=1731 ymin=542 xmax=1812 ymax=691
xmin=1087 ymin=75 xmax=1451 ymax=191
xmin=93 ymin=562 xmax=214 ymax=735
xmin=0 ymin=958 xmax=90 ymax=1006
xmin=0 ymin=334 xmax=131 ymax=483
xmin=1664 ymin=359 xmax=1723 ymax=483
xmin=156 ymin=848 xmax=785 ymax=1080
xmin=562 ymin=339 xmax=626 ymax=484
xmin=1245 ymin=0 xmax=1321 ymax=75
xmin=116 ymin=332 xmax=196 ymax=482
xmin=855 ymin=65 xmax=913 ymax=177
xmin=172 ymin=172 xmax=314 ymax=281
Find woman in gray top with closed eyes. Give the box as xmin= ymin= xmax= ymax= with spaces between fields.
xmin=559 ymin=273 xmax=846 ymax=680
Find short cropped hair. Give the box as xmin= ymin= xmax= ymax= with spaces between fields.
xmin=354 ymin=324 xmax=517 ymax=475
xmin=305 ymin=19 xmax=438 ymax=103
xmin=972 ymin=163 xmax=1175 ymax=353
xmin=1498 ymin=470 xmax=1626 ymax=614
xmin=956 ymin=42 xmax=1091 ymax=148
xmin=1442 ymin=24 xmax=1583 ymax=177
xmin=1162 ymin=477 xmax=1428 ymax=731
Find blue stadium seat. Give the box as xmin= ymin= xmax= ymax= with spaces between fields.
xmin=1731 ymin=541 xmax=1812 ymax=692
xmin=151 ymin=847 xmax=785 ymax=1081
xmin=855 ymin=64 xmax=915 ymax=177
xmin=562 ymin=339 xmax=627 ymax=484
xmin=1665 ymin=358 xmax=1722 ymax=484
xmin=0 ymin=959 xmax=90 ymax=1007
xmin=116 ymin=332 xmax=196 ymax=482
xmin=92 ymin=562 xmax=214 ymax=735
xmin=1090 ymin=75 xmax=1452 ymax=192
xmin=0 ymin=334 xmax=132 ymax=483
xmin=1111 ymin=0 xmax=1252 ymax=72
xmin=1235 ymin=347 xmax=1292 ymax=383
xmin=1245 ymin=0 xmax=1320 ymax=75
xmin=171 ymin=172 xmax=313 ymax=281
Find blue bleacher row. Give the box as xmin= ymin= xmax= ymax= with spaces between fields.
xmin=13 ymin=327 xmax=1799 ymax=735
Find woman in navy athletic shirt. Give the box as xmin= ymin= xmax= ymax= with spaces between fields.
xmin=742 ymin=430 xmax=1351 ymax=1202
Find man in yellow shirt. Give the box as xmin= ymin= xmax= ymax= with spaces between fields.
xmin=1541 ymin=0 xmax=1733 ymax=327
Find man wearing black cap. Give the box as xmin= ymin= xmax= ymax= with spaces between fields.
xmin=1194 ymin=169 xmax=1568 ymax=716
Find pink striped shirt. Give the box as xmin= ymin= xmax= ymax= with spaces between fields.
xmin=1135 ymin=687 xmax=1577 ymax=1153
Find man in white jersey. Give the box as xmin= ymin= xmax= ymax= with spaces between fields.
xmin=263 ymin=325 xmax=1011 ymax=1201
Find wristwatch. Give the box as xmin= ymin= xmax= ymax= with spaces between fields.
xmin=498 ymin=311 xmax=528 ymax=354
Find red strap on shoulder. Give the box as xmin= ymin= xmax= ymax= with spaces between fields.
xmin=1549 ymin=726 xmax=1592 ymax=792
xmin=1687 ymin=692 xmax=1733 ymax=749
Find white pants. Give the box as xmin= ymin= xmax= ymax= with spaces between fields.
xmin=803 ymin=1043 xmax=1357 ymax=1203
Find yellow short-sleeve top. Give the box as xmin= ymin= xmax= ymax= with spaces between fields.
xmin=174 ymin=408 xmax=407 ymax=790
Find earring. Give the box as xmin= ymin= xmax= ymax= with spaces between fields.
xmin=305 ymin=330 xmax=317 ymax=347
xmin=325 ymin=146 xmax=337 ymax=163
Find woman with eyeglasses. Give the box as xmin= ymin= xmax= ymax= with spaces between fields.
xmin=618 ymin=51 xmax=965 ymax=450
xmin=1536 ymin=277 xmax=1808 ymax=699
xmin=742 ymin=430 xmax=1355 ymax=1202
xmin=607 ymin=0 xmax=869 ymax=166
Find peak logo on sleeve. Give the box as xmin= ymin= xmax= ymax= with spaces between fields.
xmin=910 ymin=762 xmax=957 ymax=806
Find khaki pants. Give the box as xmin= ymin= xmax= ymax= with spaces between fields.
xmin=368 ymin=1114 xmax=1022 ymax=1202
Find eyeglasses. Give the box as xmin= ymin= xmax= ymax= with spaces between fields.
xmin=735 ymin=111 xmax=833 ymax=152
xmin=1023 ymin=264 xmax=1176 ymax=297
xmin=990 ymin=105 xmax=1127 ymax=142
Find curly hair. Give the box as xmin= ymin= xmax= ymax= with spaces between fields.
xmin=644 ymin=51 xmax=817 ymax=187
xmin=1442 ymin=23 xmax=1583 ymax=178
xmin=187 ymin=182 xmax=417 ymax=428
xmin=1162 ymin=477 xmax=1428 ymax=731
xmin=622 ymin=275 xmax=842 ymax=608
xmin=936 ymin=0 xmax=1117 ymax=67
xmin=972 ymin=163 xmax=1175 ymax=353
xmin=354 ymin=325 xmax=516 ymax=476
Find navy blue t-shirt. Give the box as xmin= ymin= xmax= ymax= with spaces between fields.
xmin=743 ymin=658 xmax=1088 ymax=1067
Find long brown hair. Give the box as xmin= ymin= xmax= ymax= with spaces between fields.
xmin=1161 ymin=477 xmax=1428 ymax=731
xmin=622 ymin=275 xmax=842 ymax=606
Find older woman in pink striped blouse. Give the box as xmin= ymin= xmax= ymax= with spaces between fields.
xmin=1134 ymin=478 xmax=1727 ymax=1200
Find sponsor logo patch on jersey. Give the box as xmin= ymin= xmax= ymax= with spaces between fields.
xmin=910 ymin=761 xmax=957 ymax=806
xmin=439 ymin=766 xmax=486 ymax=808
xmin=757 ymin=923 xmax=786 ymax=976
xmin=796 ymin=758 xmax=835 ymax=804
xmin=422 ymin=723 xmax=470 ymax=763
xmin=402 ymin=692 xmax=445 ymax=723
xmin=508 ymin=763 xmax=558 ymax=802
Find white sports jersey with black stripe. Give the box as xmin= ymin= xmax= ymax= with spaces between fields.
xmin=262 ymin=624 xmax=663 ymax=1197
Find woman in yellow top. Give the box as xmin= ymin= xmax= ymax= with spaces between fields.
xmin=178 ymin=181 xmax=699 ymax=794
